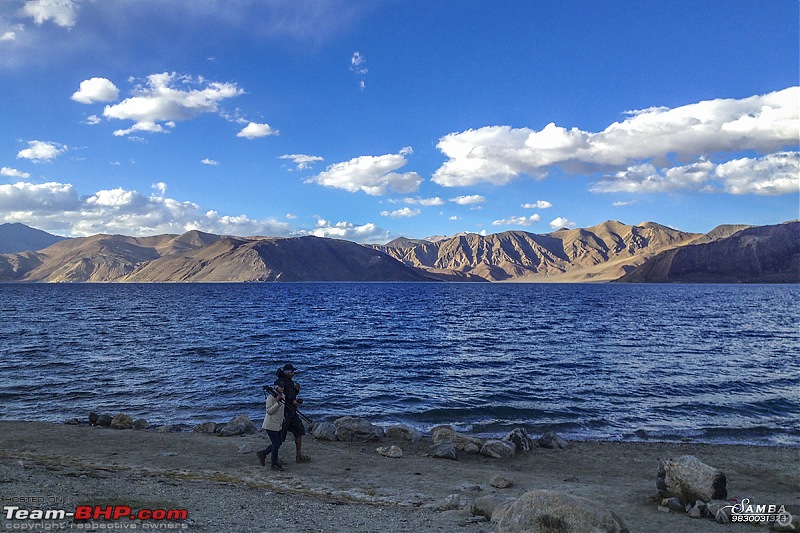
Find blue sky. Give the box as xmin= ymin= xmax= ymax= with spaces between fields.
xmin=1 ymin=1 xmax=798 ymax=243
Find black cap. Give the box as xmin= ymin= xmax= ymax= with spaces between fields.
xmin=282 ymin=364 xmax=297 ymax=372
xmin=273 ymin=379 xmax=284 ymax=387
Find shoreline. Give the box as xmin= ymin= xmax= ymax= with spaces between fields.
xmin=1 ymin=420 xmax=798 ymax=532
xmin=11 ymin=414 xmax=800 ymax=449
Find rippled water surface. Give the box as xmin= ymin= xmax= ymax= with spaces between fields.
xmin=2 ymin=283 xmax=798 ymax=445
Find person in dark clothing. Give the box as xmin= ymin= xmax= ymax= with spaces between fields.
xmin=276 ymin=363 xmax=311 ymax=463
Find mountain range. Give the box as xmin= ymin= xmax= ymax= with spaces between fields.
xmin=0 ymin=221 xmax=796 ymax=283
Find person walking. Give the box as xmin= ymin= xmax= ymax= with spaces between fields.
xmin=257 ymin=380 xmax=286 ymax=471
xmin=276 ymin=363 xmax=311 ymax=463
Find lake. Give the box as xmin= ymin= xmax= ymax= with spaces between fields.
xmin=1 ymin=282 xmax=798 ymax=446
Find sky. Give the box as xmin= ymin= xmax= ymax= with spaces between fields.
xmin=0 ymin=0 xmax=798 ymax=244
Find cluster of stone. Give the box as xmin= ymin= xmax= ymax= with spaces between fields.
xmin=75 ymin=412 xmax=150 ymax=430
xmin=428 ymin=426 xmax=568 ymax=461
xmin=74 ymin=412 xmax=255 ymax=435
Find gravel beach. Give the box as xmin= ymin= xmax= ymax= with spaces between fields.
xmin=0 ymin=421 xmax=797 ymax=532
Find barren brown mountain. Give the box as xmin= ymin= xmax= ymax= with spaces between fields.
xmin=617 ymin=221 xmax=800 ymax=283
xmin=374 ymin=220 xmax=711 ymax=281
xmin=0 ymin=232 xmax=430 ymax=282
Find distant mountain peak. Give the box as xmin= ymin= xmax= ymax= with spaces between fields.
xmin=0 ymin=223 xmax=68 ymax=254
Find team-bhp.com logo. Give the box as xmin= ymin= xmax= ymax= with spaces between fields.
xmin=4 ymin=505 xmax=189 ymax=529
xmin=722 ymin=498 xmax=794 ymax=527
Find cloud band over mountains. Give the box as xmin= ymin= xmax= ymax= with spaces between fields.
xmin=432 ymin=87 xmax=799 ymax=191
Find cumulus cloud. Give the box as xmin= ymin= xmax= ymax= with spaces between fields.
xmin=71 ymin=77 xmax=120 ymax=104
xmin=300 ymin=218 xmax=392 ymax=244
xmin=102 ymin=72 xmax=244 ymax=136
xmin=433 ymin=87 xmax=799 ymax=191
xmin=380 ymin=207 xmax=420 ymax=218
xmin=308 ymin=150 xmax=422 ymax=196
xmin=1 ymin=31 xmax=16 ymax=41
xmin=1 ymin=167 xmax=30 ymax=178
xmin=450 ymin=195 xmax=486 ymax=205
xmin=21 ymin=0 xmax=78 ymax=28
xmin=0 ymin=180 xmax=291 ymax=237
xmin=16 ymin=140 xmax=67 ymax=162
xmin=279 ymin=154 xmax=323 ymax=170
xmin=522 ymin=200 xmax=552 ymax=209
xmin=550 ymin=217 xmax=577 ymax=230
xmin=200 ymin=158 xmax=219 ymax=166
xmin=492 ymin=214 xmax=541 ymax=227
xmin=592 ymin=152 xmax=799 ymax=196
xmin=715 ymin=152 xmax=800 ymax=195
xmin=237 ymin=121 xmax=278 ymax=139
xmin=84 ymin=115 xmax=102 ymax=125
xmin=0 ymin=181 xmax=81 ymax=213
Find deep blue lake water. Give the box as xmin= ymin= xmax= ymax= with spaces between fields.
xmin=1 ymin=283 xmax=798 ymax=446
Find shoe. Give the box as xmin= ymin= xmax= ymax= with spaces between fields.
xmin=270 ymin=463 xmax=284 ymax=471
xmin=256 ymin=451 xmax=266 ymax=467
xmin=296 ymin=455 xmax=311 ymax=463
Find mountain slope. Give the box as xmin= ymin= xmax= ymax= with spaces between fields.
xmin=616 ymin=222 xmax=800 ymax=283
xmin=122 ymin=235 xmax=431 ymax=282
xmin=0 ymin=232 xmax=432 ymax=282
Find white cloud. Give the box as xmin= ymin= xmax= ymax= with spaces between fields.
xmin=550 ymin=217 xmax=577 ymax=230
xmin=85 ymin=115 xmax=102 ymax=125
xmin=592 ymin=152 xmax=799 ymax=196
xmin=522 ymin=200 xmax=552 ymax=209
xmin=71 ymin=77 xmax=120 ymax=104
xmin=380 ymin=207 xmax=420 ymax=218
xmin=449 ymin=215 xmax=459 ymax=221
xmin=1 ymin=167 xmax=30 ymax=178
xmin=21 ymin=0 xmax=78 ymax=28
xmin=450 ymin=195 xmax=486 ymax=205
xmin=0 ymin=180 xmax=291 ymax=237
xmin=350 ymin=51 xmax=368 ymax=91
xmin=279 ymin=153 xmax=323 ymax=170
xmin=0 ymin=181 xmax=81 ymax=213
xmin=1 ymin=31 xmax=16 ymax=41
xmin=200 ymin=158 xmax=219 ymax=166
xmin=301 ymin=218 xmax=391 ymax=244
xmin=715 ymin=152 xmax=799 ymax=195
xmin=612 ymin=201 xmax=636 ymax=207
xmin=350 ymin=51 xmax=366 ymax=72
xmin=403 ymin=196 xmax=444 ymax=206
xmin=492 ymin=214 xmax=541 ymax=227
xmin=16 ymin=140 xmax=67 ymax=162
xmin=433 ymin=87 xmax=800 ymax=190
xmin=308 ymin=150 xmax=422 ymax=196
xmin=237 ymin=121 xmax=278 ymax=139
xmin=103 ymin=72 xmax=245 ymax=136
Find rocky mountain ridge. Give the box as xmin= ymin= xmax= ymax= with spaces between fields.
xmin=373 ymin=220 xmax=747 ymax=282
